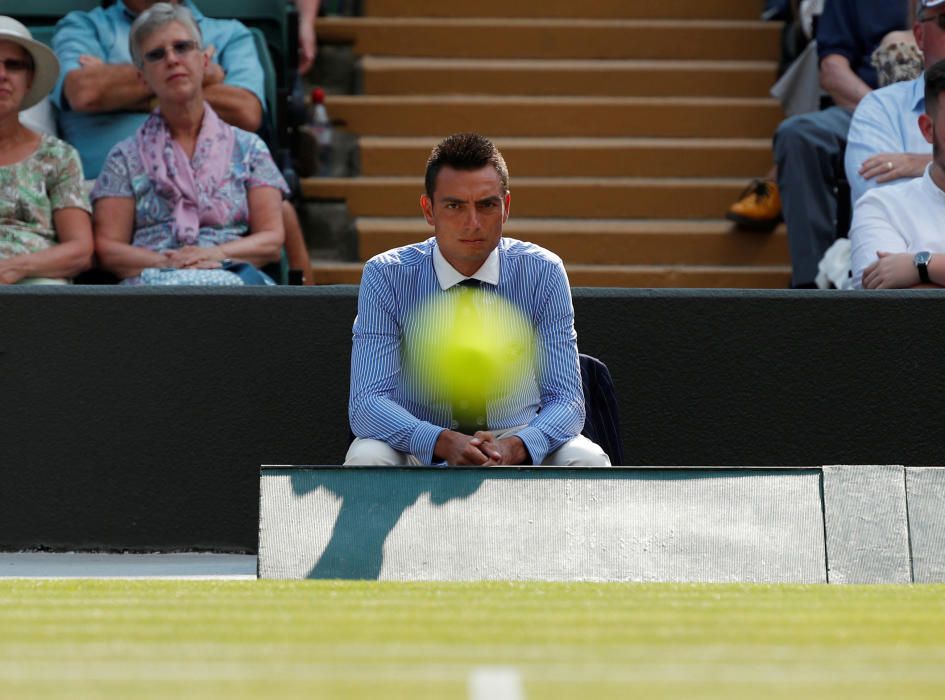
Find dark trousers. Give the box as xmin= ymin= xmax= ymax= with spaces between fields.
xmin=774 ymin=106 xmax=853 ymax=288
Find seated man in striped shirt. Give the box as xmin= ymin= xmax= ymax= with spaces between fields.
xmin=345 ymin=133 xmax=610 ymax=467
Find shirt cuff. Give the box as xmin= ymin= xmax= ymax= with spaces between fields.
xmin=514 ymin=426 xmax=550 ymax=466
xmin=409 ymin=422 xmax=447 ymax=465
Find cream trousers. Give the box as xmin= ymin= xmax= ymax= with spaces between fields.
xmin=345 ymin=428 xmax=611 ymax=467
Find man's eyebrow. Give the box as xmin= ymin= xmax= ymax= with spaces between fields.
xmin=476 ymin=195 xmax=503 ymax=204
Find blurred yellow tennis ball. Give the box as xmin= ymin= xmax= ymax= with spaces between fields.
xmin=404 ymin=287 xmax=538 ymax=414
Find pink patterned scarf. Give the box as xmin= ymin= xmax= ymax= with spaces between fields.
xmin=136 ymin=104 xmax=236 ymax=246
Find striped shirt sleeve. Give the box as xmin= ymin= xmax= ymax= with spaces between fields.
xmin=348 ymin=260 xmax=444 ymax=463
xmin=514 ymin=258 xmax=585 ymax=464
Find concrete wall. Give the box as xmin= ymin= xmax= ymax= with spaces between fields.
xmin=260 ymin=466 xmax=827 ymax=582
xmin=259 ymin=465 xmax=943 ymax=583
xmin=2 ymin=286 xmax=943 ymax=552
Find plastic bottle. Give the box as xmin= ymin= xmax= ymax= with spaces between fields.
xmin=309 ymin=87 xmax=333 ymax=177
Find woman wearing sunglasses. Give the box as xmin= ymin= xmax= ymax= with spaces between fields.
xmin=0 ymin=17 xmax=93 ymax=286
xmin=92 ymin=3 xmax=288 ymax=285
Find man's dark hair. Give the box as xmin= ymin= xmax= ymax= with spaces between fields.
xmin=925 ymin=58 xmax=945 ymax=115
xmin=424 ymin=133 xmax=509 ymax=199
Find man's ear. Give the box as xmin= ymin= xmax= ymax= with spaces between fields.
xmin=502 ymin=192 xmax=511 ymax=223
xmin=420 ymin=193 xmax=435 ymax=225
xmin=920 ymin=112 xmax=935 ymax=145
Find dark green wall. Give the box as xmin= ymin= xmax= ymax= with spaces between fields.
xmin=1 ymin=286 xmax=940 ymax=551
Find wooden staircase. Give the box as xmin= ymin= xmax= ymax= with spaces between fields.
xmin=306 ymin=0 xmax=791 ymax=287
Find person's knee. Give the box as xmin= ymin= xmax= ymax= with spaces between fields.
xmin=343 ymin=438 xmax=406 ymax=466
xmin=545 ymin=436 xmax=612 ymax=467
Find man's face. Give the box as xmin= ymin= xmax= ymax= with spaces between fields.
xmin=916 ymin=6 xmax=945 ymax=67
xmin=420 ymin=165 xmax=511 ymax=277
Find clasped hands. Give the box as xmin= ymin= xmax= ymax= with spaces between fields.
xmin=434 ymin=429 xmax=528 ymax=466
xmin=159 ymin=245 xmax=229 ymax=270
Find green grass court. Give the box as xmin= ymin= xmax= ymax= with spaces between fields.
xmin=2 ymin=580 xmax=944 ymax=699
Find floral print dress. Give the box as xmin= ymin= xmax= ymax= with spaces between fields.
xmin=91 ymin=118 xmax=288 ymax=256
xmin=0 ymin=135 xmax=90 ymax=262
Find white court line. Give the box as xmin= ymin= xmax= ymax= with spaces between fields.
xmin=468 ymin=666 xmax=524 ymax=700
xmin=0 ymin=553 xmax=256 ymax=580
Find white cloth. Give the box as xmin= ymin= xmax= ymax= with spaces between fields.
xmin=770 ymin=41 xmax=823 ymax=117
xmin=800 ymin=0 xmax=826 ymax=40
xmin=15 ymin=277 xmax=68 ymax=285
xmin=815 ymin=238 xmax=854 ymax=290
xmin=850 ymin=165 xmax=945 ymax=288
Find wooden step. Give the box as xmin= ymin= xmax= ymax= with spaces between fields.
xmin=362 ymin=0 xmax=764 ymax=21
xmin=360 ymin=57 xmax=778 ymax=98
xmin=311 ymin=260 xmax=792 ymax=289
xmin=326 ymin=95 xmax=782 ymax=138
xmin=303 ymin=176 xmax=757 ymax=219
xmin=566 ymin=264 xmax=791 ymax=288
xmin=354 ymin=218 xmax=789 ymax=266
xmin=311 ymin=261 xmax=363 ymax=285
xmin=359 ymin=136 xmax=773 ymax=178
xmin=318 ymin=18 xmax=782 ymax=62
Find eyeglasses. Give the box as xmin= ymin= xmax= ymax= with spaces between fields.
xmin=0 ymin=58 xmax=32 ymax=72
xmin=142 ymin=39 xmax=198 ymax=64
xmin=921 ymin=13 xmax=945 ymax=30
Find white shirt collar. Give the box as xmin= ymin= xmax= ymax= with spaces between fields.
xmin=432 ymin=243 xmax=500 ymax=290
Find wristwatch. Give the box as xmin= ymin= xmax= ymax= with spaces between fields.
xmin=914 ymin=251 xmax=933 ymax=284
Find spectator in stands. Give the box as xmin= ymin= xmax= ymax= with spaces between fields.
xmin=345 ymin=133 xmax=610 ymax=467
xmin=773 ymin=0 xmax=909 ymax=288
xmin=845 ymin=0 xmax=945 ymax=206
xmin=851 ymin=58 xmax=945 ymax=288
xmin=296 ymin=0 xmax=319 ymax=74
xmin=729 ymin=2 xmax=909 ymax=282
xmin=51 ymin=0 xmax=315 ymax=283
xmin=725 ymin=16 xmax=924 ymax=231
xmin=0 ymin=17 xmax=92 ymax=286
xmin=726 ymin=0 xmax=823 ymax=231
xmin=53 ymin=0 xmax=262 ymax=179
xmin=91 ymin=3 xmax=287 ymax=285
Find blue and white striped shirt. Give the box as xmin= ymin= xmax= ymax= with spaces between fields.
xmin=349 ymin=236 xmax=585 ymax=465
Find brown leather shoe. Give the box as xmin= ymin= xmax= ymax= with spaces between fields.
xmin=726 ymin=179 xmax=782 ymax=231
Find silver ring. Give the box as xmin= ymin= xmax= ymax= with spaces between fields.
xmin=887 ymin=161 xmax=894 ymax=171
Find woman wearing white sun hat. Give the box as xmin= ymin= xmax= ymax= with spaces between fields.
xmin=0 ymin=16 xmax=92 ymax=285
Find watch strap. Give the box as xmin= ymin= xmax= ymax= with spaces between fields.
xmin=916 ymin=252 xmax=932 ymax=284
